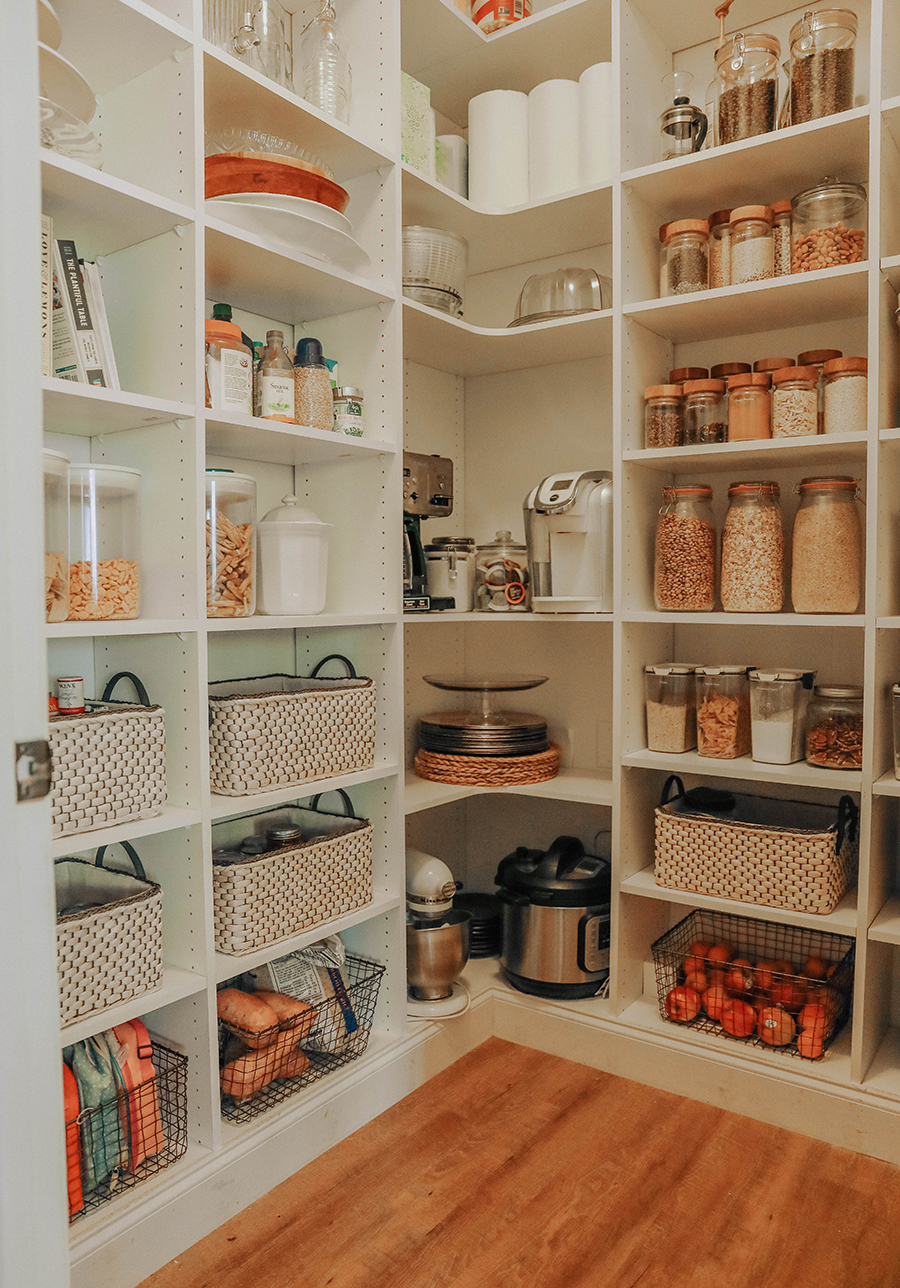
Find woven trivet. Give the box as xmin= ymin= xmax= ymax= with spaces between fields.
xmin=414 ymin=742 xmax=560 ymax=787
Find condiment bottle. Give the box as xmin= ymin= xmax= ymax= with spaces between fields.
xmin=771 ymin=365 xmax=818 ymax=438
xmin=293 ymin=336 xmax=335 ymax=433
xmin=823 ymin=356 xmax=867 ymax=435
xmin=255 ymin=330 xmax=296 ymax=423
xmin=729 ymin=205 xmax=775 ymax=284
xmin=683 ymin=378 xmax=727 ymax=444
xmin=205 ymin=319 xmax=253 ymax=415
xmin=665 ymin=220 xmax=709 ymax=296
xmin=727 ymin=373 xmax=771 ymax=441
xmin=798 ymin=348 xmax=842 ymax=434
xmin=333 ymin=386 xmax=365 ymax=436
xmin=708 ymin=209 xmax=732 ymax=289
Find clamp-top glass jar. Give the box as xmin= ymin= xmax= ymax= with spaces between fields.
xmin=791 ymin=177 xmax=866 ymax=271
xmin=720 ymin=481 xmax=783 ymax=612
xmin=806 ymin=683 xmax=863 ymax=769
xmin=790 ymin=8 xmax=857 ymax=125
xmin=715 ymin=31 xmax=780 ymax=144
xmin=791 ymin=476 xmax=862 ymax=614
xmin=654 ymin=485 xmax=717 ymax=612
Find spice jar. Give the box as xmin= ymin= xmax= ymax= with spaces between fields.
xmin=791 ymin=476 xmax=861 ymax=614
xmin=893 ymin=684 xmax=900 ymax=779
xmin=730 ymin=206 xmax=775 ymax=284
xmin=720 ymin=481 xmax=783 ymax=612
xmin=293 ymin=336 xmax=335 ymax=433
xmin=806 ymin=684 xmax=863 ymax=769
xmin=711 ymin=362 xmax=751 ymax=380
xmin=791 ymin=177 xmax=866 ymax=271
xmin=799 ymin=348 xmax=843 ymax=434
xmin=669 ymin=367 xmax=708 ymax=383
xmin=696 ymin=665 xmax=752 ymax=759
xmin=823 ymin=357 xmax=867 ymax=435
xmin=654 ymin=485 xmax=716 ymax=612
xmin=644 ymin=664 xmax=697 ymax=752
xmin=68 ymin=464 xmax=141 ymax=620
xmin=333 ymin=387 xmax=364 ymax=437
xmin=658 ymin=223 xmax=670 ymax=298
xmin=749 ymin=669 xmax=815 ymax=764
xmin=790 ymin=8 xmax=857 ymax=125
xmin=206 ymin=468 xmax=257 ymax=618
xmin=771 ymin=200 xmax=792 ymax=276
xmin=665 ymin=220 xmax=709 ymax=296
xmin=715 ymin=32 xmax=780 ymax=144
xmin=205 ymin=319 xmax=253 ymax=415
xmin=708 ymin=209 xmax=732 ymax=289
xmin=727 ymin=373 xmax=771 ymax=441
xmin=684 ymin=379 xmax=727 ymax=444
xmin=772 ymin=366 xmax=819 ymax=438
xmin=43 ymin=449 xmax=69 ymax=622
xmin=644 ymin=385 xmax=685 ymax=449
xmin=754 ymin=356 xmax=795 ymax=374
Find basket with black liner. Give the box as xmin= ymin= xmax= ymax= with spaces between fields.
xmin=208 ymin=654 xmax=375 ymax=795
xmin=654 ymin=777 xmax=858 ymax=915
xmin=652 ymin=907 xmax=854 ymax=1060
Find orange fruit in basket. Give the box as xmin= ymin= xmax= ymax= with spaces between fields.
xmin=684 ymin=970 xmax=709 ymax=995
xmin=683 ymin=955 xmax=706 ymax=977
xmin=721 ymin=998 xmax=756 ymax=1038
xmin=769 ymin=980 xmax=806 ymax=1013
xmin=798 ymin=1003 xmax=829 ymax=1042
xmin=723 ymin=966 xmax=754 ymax=998
xmin=665 ymin=985 xmax=702 ymax=1023
xmin=758 ymin=1006 xmax=796 ymax=1046
xmin=772 ymin=959 xmax=794 ymax=976
xmin=688 ymin=940 xmax=712 ymax=960
xmin=797 ymin=1028 xmax=825 ymax=1059
xmin=802 ymin=956 xmax=829 ymax=980
xmin=754 ymin=961 xmax=778 ymax=993
xmin=704 ymin=985 xmax=728 ymax=1021
xmin=708 ymin=942 xmax=732 ymax=965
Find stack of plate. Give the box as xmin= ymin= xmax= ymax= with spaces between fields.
xmin=454 ymin=892 xmax=503 ymax=958
xmin=418 ymin=710 xmax=548 ymax=757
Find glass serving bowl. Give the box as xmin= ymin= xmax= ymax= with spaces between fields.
xmin=39 ymin=97 xmax=102 ymax=169
xmin=204 ymin=128 xmax=334 ymax=180
xmin=509 ymin=266 xmax=611 ymax=327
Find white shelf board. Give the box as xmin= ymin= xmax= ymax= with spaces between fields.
xmin=209 ymin=761 xmax=401 ymax=820
xmin=858 ymin=1027 xmax=900 ymax=1101
xmin=42 ymin=378 xmax=193 ymax=436
xmin=869 ymin=897 xmax=900 ymax=943
xmin=622 ymin=610 xmax=865 ymax=628
xmin=202 ymin=46 xmax=394 ymax=182
xmin=46 ymin=618 xmax=196 ymax=638
xmin=402 ymin=300 xmax=612 ymax=376
xmin=51 ymin=806 xmax=202 ymax=859
xmin=623 ymin=109 xmax=868 ymax=217
xmin=881 ymin=255 xmax=900 ymax=292
xmin=404 ymin=767 xmax=613 ymax=813
xmin=456 ymin=956 xmax=613 ymax=1022
xmin=873 ymin=773 xmax=900 ymax=796
xmin=880 ymin=429 xmax=900 ymax=442
xmin=404 ymin=610 xmax=612 ymax=622
xmin=52 ymin=0 xmax=191 ymax=96
xmin=205 ymin=411 xmax=394 ymax=467
xmin=623 ymin=433 xmax=868 ymax=475
xmin=205 ymin=612 xmax=395 ymax=633
xmin=401 ymin=0 xmax=610 ymax=126
xmin=41 ymin=153 xmax=194 ymax=258
xmin=624 ymin=264 xmax=868 ymax=345
xmin=621 ymin=748 xmax=863 ymax=793
xmin=875 ymin=617 xmax=900 ymax=629
xmin=215 ymin=893 xmax=402 ymax=982
xmin=59 ymin=965 xmax=206 ymax=1046
xmin=205 ymin=219 xmax=394 ymax=324
xmin=401 ymin=165 xmax=613 ymax=274
xmin=620 ymin=865 xmax=859 ymax=935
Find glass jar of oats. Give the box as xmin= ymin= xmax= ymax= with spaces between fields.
xmin=720 ymin=481 xmax=784 ymax=612
xmin=68 ymin=464 xmax=141 ymax=620
xmin=790 ymin=476 xmax=862 ymax=614
xmin=696 ymin=665 xmax=752 ymax=759
xmin=644 ymin=664 xmax=697 ymax=752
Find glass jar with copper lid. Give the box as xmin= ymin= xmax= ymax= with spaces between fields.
xmin=665 ymin=220 xmax=708 ymax=295
xmin=727 ymin=372 xmax=771 ymax=441
xmin=654 ymin=485 xmax=716 ymax=612
xmin=669 ymin=367 xmax=708 ymax=384
xmin=754 ymin=355 xmax=795 ymax=375
xmin=658 ymin=223 xmax=670 ymax=297
xmin=730 ymin=206 xmax=775 ymax=284
xmin=823 ymin=356 xmax=867 ymax=435
xmin=708 ymin=209 xmax=732 ymax=289
xmin=715 ymin=31 xmax=780 ymax=144
xmin=791 ymin=476 xmax=862 ymax=613
xmin=644 ymin=385 xmax=685 ymax=449
xmin=711 ymin=362 xmax=751 ymax=380
xmin=772 ymin=366 xmax=818 ymax=437
xmin=720 ymin=481 xmax=783 ymax=612
xmin=770 ymin=199 xmax=792 ymax=275
xmin=798 ymin=348 xmax=842 ymax=433
xmin=684 ymin=378 xmax=727 ymax=444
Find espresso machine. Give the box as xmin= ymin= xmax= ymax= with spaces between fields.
xmin=403 ymin=451 xmax=454 ymax=612
xmin=523 ymin=469 xmax=613 ymax=613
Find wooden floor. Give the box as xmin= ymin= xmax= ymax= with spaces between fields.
xmin=140 ymin=1037 xmax=900 ymax=1288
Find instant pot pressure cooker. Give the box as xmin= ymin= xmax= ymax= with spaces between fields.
xmin=495 ymin=835 xmax=611 ymax=999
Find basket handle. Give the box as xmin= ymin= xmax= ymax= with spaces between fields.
xmin=95 ymin=841 xmax=147 ymax=881
xmin=308 ymin=789 xmax=355 ymax=818
xmin=308 ymin=654 xmax=357 ymax=679
xmin=660 ymin=775 xmax=685 ymax=806
xmin=100 ymin=671 xmax=151 ymax=706
xmin=836 ymin=795 xmax=858 ymax=850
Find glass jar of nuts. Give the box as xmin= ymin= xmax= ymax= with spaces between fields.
xmin=806 ymin=684 xmax=863 ymax=769
xmin=206 ymin=468 xmax=257 ymax=618
xmin=654 ymin=485 xmax=716 ymax=612
xmin=791 ymin=177 xmax=866 ymax=272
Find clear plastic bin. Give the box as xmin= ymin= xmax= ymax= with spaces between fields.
xmin=749 ymin=669 xmax=814 ymax=764
xmin=645 ymin=665 xmax=696 ymax=752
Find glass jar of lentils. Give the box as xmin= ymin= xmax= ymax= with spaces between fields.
xmin=715 ymin=31 xmax=780 ymax=144
xmin=720 ymin=481 xmax=784 ymax=612
xmin=791 ymin=475 xmax=862 ymax=613
xmin=644 ymin=385 xmax=685 ymax=449
xmin=730 ymin=205 xmax=775 ymax=284
xmin=684 ymin=378 xmax=727 ymax=444
xmin=771 ymin=365 xmax=819 ymax=437
xmin=806 ymin=683 xmax=863 ymax=770
xmin=665 ymin=219 xmax=709 ymax=296
xmin=654 ymin=485 xmax=717 ymax=612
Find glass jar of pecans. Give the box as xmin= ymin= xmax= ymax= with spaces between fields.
xmin=806 ymin=684 xmax=863 ymax=769
xmin=654 ymin=485 xmax=717 ymax=612
xmin=720 ymin=481 xmax=784 ymax=612
xmin=790 ymin=475 xmax=862 ymax=613
xmin=696 ymin=665 xmax=752 ymax=759
xmin=791 ymin=177 xmax=866 ymax=271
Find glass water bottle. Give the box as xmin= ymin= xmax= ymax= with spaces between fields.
xmin=300 ymin=2 xmax=352 ymax=125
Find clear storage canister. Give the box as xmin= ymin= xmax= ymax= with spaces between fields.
xmin=720 ymin=481 xmax=783 ymax=612
xmin=730 ymin=205 xmax=775 ymax=284
xmin=798 ymin=347 xmax=842 ymax=433
xmin=749 ymin=669 xmax=814 ymax=764
xmin=644 ymin=664 xmax=697 ymax=752
xmin=823 ymin=356 xmax=867 ymax=434
xmin=771 ymin=200 xmax=792 ymax=276
xmin=727 ymin=373 xmax=771 ymax=441
xmin=893 ymin=683 xmax=900 ymax=779
xmin=772 ymin=365 xmax=819 ymax=437
xmin=644 ymin=385 xmax=685 ymax=449
xmin=806 ymin=683 xmax=863 ymax=769
xmin=715 ymin=31 xmax=780 ymax=144
xmin=790 ymin=7 xmax=857 ymax=125
xmin=475 ymin=530 xmax=530 ymax=612
xmin=43 ymin=449 xmax=69 ymax=622
xmin=791 ymin=177 xmax=866 ymax=271
xmin=791 ymin=475 xmax=861 ymax=614
xmin=684 ymin=379 xmax=727 ymax=444
xmin=206 ymin=468 xmax=256 ymax=618
xmin=665 ymin=219 xmax=709 ymax=296
xmin=654 ymin=485 xmax=716 ymax=612
xmin=708 ymin=209 xmax=732 ymax=289
xmin=696 ymin=664 xmax=752 ymax=759
xmin=68 ymin=464 xmax=141 ymax=620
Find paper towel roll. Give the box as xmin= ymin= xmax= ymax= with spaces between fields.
xmin=579 ymin=62 xmax=613 ymax=187
xmin=436 ymin=134 xmax=469 ymax=198
xmin=528 ymin=79 xmax=580 ymax=202
xmin=467 ymin=89 xmax=529 ymax=210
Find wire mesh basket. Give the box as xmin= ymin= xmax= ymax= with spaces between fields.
xmin=67 ymin=1042 xmax=188 ymax=1223
xmin=220 ymin=955 xmax=386 ymax=1124
xmin=402 ymin=225 xmax=468 ymax=296
xmin=651 ymin=908 xmax=854 ymax=1060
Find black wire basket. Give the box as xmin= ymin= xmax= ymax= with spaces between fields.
xmin=651 ymin=909 xmax=855 ymax=1060
xmin=67 ymin=1041 xmax=188 ymax=1223
xmin=220 ymin=955 xmax=386 ymax=1125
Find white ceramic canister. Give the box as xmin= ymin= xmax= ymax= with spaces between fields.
xmin=424 ymin=537 xmax=476 ymax=611
xmin=257 ymin=494 xmax=333 ymax=615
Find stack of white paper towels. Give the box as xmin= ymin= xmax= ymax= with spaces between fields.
xmin=467 ymin=62 xmax=613 ymax=210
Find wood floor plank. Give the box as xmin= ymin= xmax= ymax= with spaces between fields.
xmin=139 ymin=1038 xmax=900 ymax=1288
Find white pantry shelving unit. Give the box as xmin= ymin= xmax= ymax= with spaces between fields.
xmin=6 ymin=0 xmax=900 ymax=1285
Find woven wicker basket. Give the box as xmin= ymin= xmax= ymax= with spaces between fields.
xmin=654 ymin=777 xmax=858 ymax=915
xmin=56 ymin=843 xmax=163 ymax=1025
xmin=49 ymin=672 xmax=167 ymax=838
xmin=213 ymin=793 xmax=374 ymax=955
xmin=414 ymin=742 xmax=561 ymax=787
xmin=208 ymin=655 xmax=376 ymax=796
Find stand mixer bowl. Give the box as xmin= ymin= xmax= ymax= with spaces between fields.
xmin=406 ymin=910 xmax=472 ymax=1000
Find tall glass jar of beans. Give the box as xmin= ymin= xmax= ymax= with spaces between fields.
xmin=665 ymin=220 xmax=709 ymax=295
xmin=771 ymin=365 xmax=819 ymax=438
xmin=654 ymin=485 xmax=717 ymax=612
xmin=720 ymin=481 xmax=784 ymax=613
xmin=790 ymin=476 xmax=862 ymax=613
xmin=715 ymin=31 xmax=780 ymax=143
xmin=644 ymin=385 xmax=685 ymax=448
xmin=791 ymin=178 xmax=866 ymax=271
xmin=684 ymin=378 xmax=727 ymax=444
xmin=730 ymin=206 xmax=775 ymax=284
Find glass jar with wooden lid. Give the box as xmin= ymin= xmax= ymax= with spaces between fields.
xmin=727 ymin=372 xmax=771 ymax=441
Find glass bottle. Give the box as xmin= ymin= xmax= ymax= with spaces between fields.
xmin=730 ymin=205 xmax=775 ymax=284
xmin=771 ymin=366 xmax=818 ymax=437
xmin=255 ymin=330 xmax=295 ymax=423
xmin=790 ymin=8 xmax=857 ymax=125
xmin=791 ymin=476 xmax=862 ymax=613
xmin=654 ymin=485 xmax=717 ymax=612
xmin=791 ymin=177 xmax=867 ymax=271
xmin=823 ymin=356 xmax=867 ymax=435
xmin=644 ymin=385 xmax=685 ymax=449
xmin=683 ymin=379 xmax=727 ymax=444
xmin=708 ymin=209 xmax=732 ymax=289
xmin=715 ymin=31 xmax=780 ymax=144
xmin=720 ymin=481 xmax=783 ymax=612
xmin=695 ymin=665 xmax=752 ymax=758
xmin=727 ymin=373 xmax=771 ymax=441
xmin=806 ymin=684 xmax=863 ymax=769
xmin=293 ymin=336 xmax=335 ymax=433
xmin=300 ymin=2 xmax=351 ymax=125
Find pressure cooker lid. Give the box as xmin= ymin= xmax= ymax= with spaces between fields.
xmin=495 ymin=835 xmax=611 ymax=906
